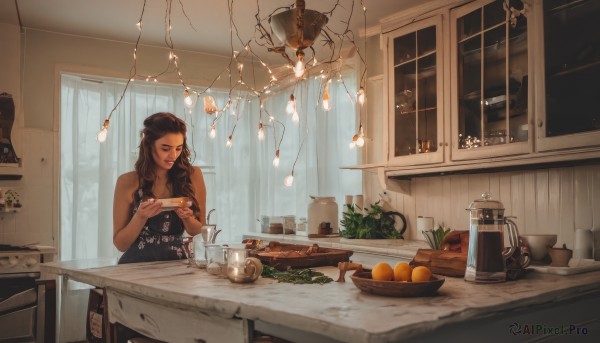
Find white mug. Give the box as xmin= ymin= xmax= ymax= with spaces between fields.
xmin=573 ymin=228 xmax=593 ymax=259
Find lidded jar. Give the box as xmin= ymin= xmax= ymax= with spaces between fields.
xmin=307 ymin=196 xmax=338 ymax=236
xmin=465 ymin=193 xmax=519 ymax=283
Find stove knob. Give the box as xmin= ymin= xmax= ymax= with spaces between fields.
xmin=25 ymin=258 xmax=38 ymax=267
xmin=8 ymin=256 xmax=18 ymax=265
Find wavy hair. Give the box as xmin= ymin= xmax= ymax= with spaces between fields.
xmin=134 ymin=112 xmax=200 ymax=215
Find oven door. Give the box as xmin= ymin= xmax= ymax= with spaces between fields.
xmin=0 ymin=276 xmax=38 ymax=342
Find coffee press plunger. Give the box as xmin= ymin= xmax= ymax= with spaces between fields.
xmin=465 ymin=193 xmax=519 ymax=283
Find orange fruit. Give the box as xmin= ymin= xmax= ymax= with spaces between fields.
xmin=412 ymin=266 xmax=432 ymax=282
xmin=393 ymin=262 xmax=412 ymax=282
xmin=371 ymin=262 xmax=394 ymax=281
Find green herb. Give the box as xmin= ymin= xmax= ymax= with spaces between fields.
xmin=261 ymin=265 xmax=333 ymax=284
xmin=340 ymin=202 xmax=406 ymax=239
xmin=422 ymin=224 xmax=452 ymax=250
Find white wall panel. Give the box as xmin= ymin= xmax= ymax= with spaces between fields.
xmin=365 ymin=164 xmax=600 ymax=250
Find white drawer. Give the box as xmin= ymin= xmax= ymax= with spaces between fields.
xmin=106 ymin=289 xmax=248 ymax=343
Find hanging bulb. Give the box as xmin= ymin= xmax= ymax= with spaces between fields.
xmin=136 ymin=21 xmax=142 ymax=31
xmin=356 ymin=125 xmax=365 ymax=148
xmin=96 ymin=119 xmax=110 ymax=143
xmin=322 ymin=87 xmax=331 ymax=111
xmin=357 ymin=87 xmax=366 ymax=106
xmin=257 ymin=122 xmax=265 ymax=141
xmin=284 ymin=172 xmax=294 ymax=187
xmin=292 ymin=111 xmax=299 ymax=123
xmin=272 ymin=149 xmax=280 ymax=167
xmin=294 ymin=50 xmax=305 ymax=78
xmin=209 ymin=125 xmax=216 ymax=139
xmin=183 ymin=89 xmax=195 ymax=109
xmin=226 ymin=135 xmax=233 ymax=148
xmin=286 ymin=94 xmax=296 ymax=114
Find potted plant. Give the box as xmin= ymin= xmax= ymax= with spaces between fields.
xmin=340 ymin=201 xmax=406 ymax=239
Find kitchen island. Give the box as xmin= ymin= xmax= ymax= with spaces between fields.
xmin=42 ymin=259 xmax=600 ymax=342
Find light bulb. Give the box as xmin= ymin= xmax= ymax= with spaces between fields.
xmin=184 ymin=90 xmax=194 ymax=108
xmin=272 ymin=149 xmax=280 ymax=167
xmin=286 ymin=94 xmax=296 ymax=114
xmin=284 ymin=173 xmax=294 ymax=187
xmin=226 ymin=136 xmax=232 ymax=148
xmin=96 ymin=120 xmax=110 ymax=143
xmin=349 ymin=141 xmax=356 ymax=149
xmin=357 ymin=87 xmax=366 ymax=106
xmin=292 ymin=111 xmax=299 ymax=123
xmin=294 ymin=50 xmax=305 ymax=78
xmin=356 ymin=136 xmax=365 ymax=147
xmin=209 ymin=125 xmax=216 ymax=139
xmin=322 ymin=87 xmax=331 ymax=111
xmin=257 ymin=123 xmax=265 ymax=141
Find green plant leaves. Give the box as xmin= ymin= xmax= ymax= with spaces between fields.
xmin=340 ymin=202 xmax=406 ymax=239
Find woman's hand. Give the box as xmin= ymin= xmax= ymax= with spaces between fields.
xmin=135 ymin=198 xmax=163 ymax=220
xmin=175 ymin=207 xmax=195 ymax=221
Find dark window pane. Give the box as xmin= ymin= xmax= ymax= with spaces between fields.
xmin=394 ymin=33 xmax=416 ymax=65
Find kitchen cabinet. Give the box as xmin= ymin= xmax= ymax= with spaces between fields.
xmin=385 ymin=15 xmax=445 ymax=166
xmin=534 ymin=0 xmax=600 ymax=152
xmin=376 ymin=0 xmax=600 ymax=182
xmin=450 ymin=0 xmax=531 ymax=161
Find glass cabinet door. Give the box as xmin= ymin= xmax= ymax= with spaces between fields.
xmin=451 ymin=0 xmax=530 ymax=160
xmin=387 ymin=15 xmax=443 ymax=165
xmin=536 ymin=0 xmax=600 ymax=151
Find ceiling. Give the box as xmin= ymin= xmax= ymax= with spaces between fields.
xmin=0 ymin=0 xmax=425 ymax=65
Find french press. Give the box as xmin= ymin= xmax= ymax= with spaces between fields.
xmin=465 ymin=193 xmax=519 ymax=283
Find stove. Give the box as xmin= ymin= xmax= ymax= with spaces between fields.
xmin=0 ymin=245 xmax=56 ymax=342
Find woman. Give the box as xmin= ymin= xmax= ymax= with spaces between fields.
xmin=113 ymin=112 xmax=206 ymax=264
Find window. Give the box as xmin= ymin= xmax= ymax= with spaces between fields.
xmin=60 ymin=72 xmax=360 ymax=260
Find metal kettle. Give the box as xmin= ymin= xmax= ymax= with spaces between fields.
xmin=465 ymin=193 xmax=519 ymax=283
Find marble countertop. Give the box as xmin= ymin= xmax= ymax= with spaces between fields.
xmin=243 ymin=232 xmax=428 ymax=260
xmin=42 ymin=259 xmax=600 ymax=343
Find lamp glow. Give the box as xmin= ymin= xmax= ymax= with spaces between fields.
xmin=226 ymin=135 xmax=233 ymax=148
xmin=286 ymin=94 xmax=296 ymax=114
xmin=322 ymin=87 xmax=331 ymax=111
xmin=356 ymin=135 xmax=365 ymax=147
xmin=96 ymin=120 xmax=110 ymax=143
xmin=292 ymin=111 xmax=299 ymax=123
xmin=257 ymin=122 xmax=265 ymax=141
xmin=284 ymin=173 xmax=294 ymax=187
xmin=294 ymin=51 xmax=305 ymax=78
xmin=357 ymin=87 xmax=365 ymax=106
xmin=209 ymin=125 xmax=216 ymax=139
xmin=272 ymin=149 xmax=280 ymax=167
xmin=184 ymin=89 xmax=194 ymax=108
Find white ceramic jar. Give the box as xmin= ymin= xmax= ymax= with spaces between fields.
xmin=307 ymin=196 xmax=338 ymax=236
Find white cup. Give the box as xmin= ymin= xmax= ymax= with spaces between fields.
xmin=573 ymin=228 xmax=593 ymax=259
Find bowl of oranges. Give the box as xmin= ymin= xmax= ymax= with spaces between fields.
xmin=349 ymin=262 xmax=444 ymax=297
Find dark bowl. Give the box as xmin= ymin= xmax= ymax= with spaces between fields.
xmin=350 ymin=272 xmax=445 ymax=297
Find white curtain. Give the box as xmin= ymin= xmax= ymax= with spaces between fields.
xmin=60 ymin=72 xmax=360 ymax=261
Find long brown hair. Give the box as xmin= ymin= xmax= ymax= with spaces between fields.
xmin=134 ymin=112 xmax=200 ymax=215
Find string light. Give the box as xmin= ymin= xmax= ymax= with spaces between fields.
xmin=226 ymin=135 xmax=233 ymax=148
xmin=292 ymin=111 xmax=299 ymax=123
xmin=286 ymin=94 xmax=296 ymax=114
xmin=96 ymin=120 xmax=110 ymax=143
xmin=272 ymin=149 xmax=280 ymax=167
xmin=322 ymin=80 xmax=331 ymax=111
xmin=284 ymin=172 xmax=294 ymax=187
xmin=357 ymin=87 xmax=365 ymax=106
xmin=293 ymin=50 xmax=305 ymax=78
xmin=209 ymin=125 xmax=216 ymax=139
xmin=257 ymin=122 xmax=265 ymax=141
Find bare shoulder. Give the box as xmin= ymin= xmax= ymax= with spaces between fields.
xmin=190 ymin=166 xmax=205 ymax=181
xmin=115 ymin=171 xmax=139 ymax=196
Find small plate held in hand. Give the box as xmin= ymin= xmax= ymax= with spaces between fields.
xmin=158 ymin=197 xmax=192 ymax=211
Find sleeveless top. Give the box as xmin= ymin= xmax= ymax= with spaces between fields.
xmin=118 ymin=190 xmax=186 ymax=264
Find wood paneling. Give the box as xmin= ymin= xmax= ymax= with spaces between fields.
xmin=365 ymin=164 xmax=600 ymax=249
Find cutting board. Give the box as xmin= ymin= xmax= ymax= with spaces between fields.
xmin=410 ymin=249 xmax=467 ymax=277
xmin=528 ymin=259 xmax=600 ymax=275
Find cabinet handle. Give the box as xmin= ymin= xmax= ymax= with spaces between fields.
xmin=439 ymin=142 xmax=443 ymax=147
xmin=537 ymin=120 xmax=543 ymax=128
